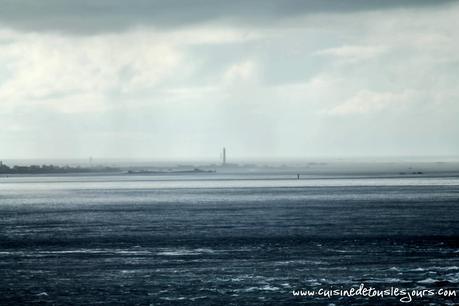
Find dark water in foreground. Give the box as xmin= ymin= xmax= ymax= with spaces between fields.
xmin=0 ymin=174 xmax=458 ymax=305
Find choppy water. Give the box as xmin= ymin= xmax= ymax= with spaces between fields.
xmin=0 ymin=174 xmax=458 ymax=305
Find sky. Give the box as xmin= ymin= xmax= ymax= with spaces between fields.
xmin=1 ymin=0 xmax=459 ymax=161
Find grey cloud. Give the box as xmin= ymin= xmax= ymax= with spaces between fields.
xmin=0 ymin=0 xmax=457 ymax=34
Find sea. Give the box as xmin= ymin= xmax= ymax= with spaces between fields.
xmin=0 ymin=172 xmax=458 ymax=305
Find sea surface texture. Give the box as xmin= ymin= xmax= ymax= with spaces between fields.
xmin=0 ymin=173 xmax=458 ymax=305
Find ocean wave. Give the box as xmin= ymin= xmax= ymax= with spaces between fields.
xmin=366 ymin=278 xmax=409 ymax=284
xmin=446 ymin=273 xmax=459 ymax=283
xmin=235 ymin=285 xmax=281 ymax=293
xmin=417 ymin=278 xmax=439 ymax=284
xmin=157 ymin=248 xmax=217 ymax=256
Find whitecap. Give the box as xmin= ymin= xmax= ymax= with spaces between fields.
xmin=446 ymin=273 xmax=459 ymax=283
xmin=40 ymin=249 xmax=106 ymax=255
xmin=370 ymin=278 xmax=399 ymax=283
xmin=412 ymin=267 xmax=425 ymax=272
xmin=422 ymin=266 xmax=458 ymax=271
xmin=159 ymin=297 xmax=187 ymax=301
xmin=157 ymin=248 xmax=216 ymax=256
xmin=157 ymin=250 xmax=199 ymax=256
xmin=417 ymin=278 xmax=439 ymax=284
xmin=190 ymin=296 xmax=207 ymax=301
xmin=115 ymin=250 xmax=151 ymax=255
xmin=381 ymin=278 xmax=408 ymax=283
xmin=194 ymin=248 xmax=219 ymax=254
xmin=239 ymin=287 xmax=259 ymax=292
xmin=260 ymin=285 xmax=280 ymax=291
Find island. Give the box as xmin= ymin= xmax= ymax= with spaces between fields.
xmin=0 ymin=163 xmax=120 ymax=174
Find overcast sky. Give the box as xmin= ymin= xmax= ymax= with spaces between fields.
xmin=1 ymin=0 xmax=459 ymax=161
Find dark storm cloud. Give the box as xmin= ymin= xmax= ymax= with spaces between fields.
xmin=0 ymin=0 xmax=457 ymax=34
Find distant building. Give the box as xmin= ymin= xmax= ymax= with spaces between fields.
xmin=222 ymin=147 xmax=226 ymax=165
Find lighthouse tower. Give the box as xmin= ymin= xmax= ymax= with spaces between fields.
xmin=222 ymin=147 xmax=226 ymax=166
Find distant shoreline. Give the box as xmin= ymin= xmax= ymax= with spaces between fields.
xmin=0 ymin=164 xmax=120 ymax=175
xmin=0 ymin=163 xmax=216 ymax=176
xmin=127 ymin=169 xmax=215 ymax=175
xmin=2 ymin=160 xmax=459 ymax=178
